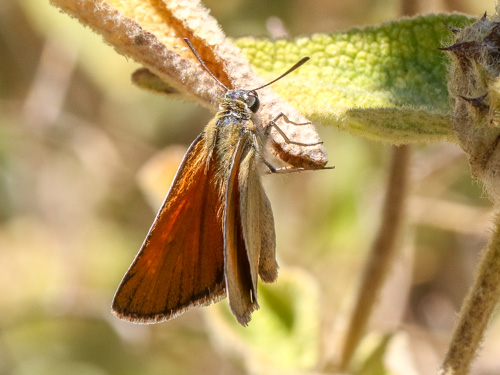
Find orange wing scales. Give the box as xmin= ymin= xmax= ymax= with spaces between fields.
xmin=112 ymin=134 xmax=226 ymax=323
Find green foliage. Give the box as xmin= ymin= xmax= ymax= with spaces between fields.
xmin=206 ymin=268 xmax=320 ymax=374
xmin=236 ymin=14 xmax=476 ymax=143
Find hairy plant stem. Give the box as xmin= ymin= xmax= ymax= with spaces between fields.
xmin=439 ymin=9 xmax=500 ymax=374
xmin=338 ymin=145 xmax=411 ymax=371
xmin=439 ymin=215 xmax=500 ymax=375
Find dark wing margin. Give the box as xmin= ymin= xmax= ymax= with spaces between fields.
xmin=112 ymin=133 xmax=226 ymax=323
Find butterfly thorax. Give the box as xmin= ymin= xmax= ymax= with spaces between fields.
xmin=210 ymin=89 xmax=259 ymax=158
xmin=217 ymin=102 xmax=249 ymax=122
xmin=198 ymin=90 xmax=260 ymax=203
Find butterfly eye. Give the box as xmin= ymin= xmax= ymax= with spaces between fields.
xmin=247 ymin=91 xmax=260 ymax=113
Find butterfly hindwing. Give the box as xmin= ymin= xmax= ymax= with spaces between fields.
xmin=239 ymin=139 xmax=278 ymax=284
xmin=223 ymin=135 xmax=259 ymax=325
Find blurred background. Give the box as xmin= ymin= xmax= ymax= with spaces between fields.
xmin=0 ymin=0 xmax=498 ymax=374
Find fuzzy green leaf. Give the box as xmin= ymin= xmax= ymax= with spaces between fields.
xmin=235 ymin=14 xmax=476 ymax=144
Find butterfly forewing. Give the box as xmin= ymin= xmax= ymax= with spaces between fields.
xmin=112 ymin=134 xmax=226 ymax=323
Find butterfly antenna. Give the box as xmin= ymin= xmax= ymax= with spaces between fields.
xmin=251 ymin=57 xmax=310 ymax=91
xmin=183 ymin=38 xmax=228 ymax=91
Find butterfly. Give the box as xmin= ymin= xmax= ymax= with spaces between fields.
xmin=112 ymin=38 xmax=330 ymax=326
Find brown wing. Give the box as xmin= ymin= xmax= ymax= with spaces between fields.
xmin=112 ymin=133 xmax=226 ymax=323
xmin=257 ymin=190 xmax=278 ymax=282
xmin=223 ymin=137 xmax=259 ymax=326
xmin=238 ymin=145 xmax=278 ymax=284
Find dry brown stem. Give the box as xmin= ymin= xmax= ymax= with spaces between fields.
xmin=338 ymin=145 xmax=411 ymax=371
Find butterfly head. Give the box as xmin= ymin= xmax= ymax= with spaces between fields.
xmin=224 ymin=90 xmax=260 ymax=113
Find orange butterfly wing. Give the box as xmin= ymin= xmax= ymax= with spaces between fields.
xmin=112 ymin=133 xmax=226 ymax=323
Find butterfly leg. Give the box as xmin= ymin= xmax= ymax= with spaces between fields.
xmin=265 ymin=113 xmax=323 ymax=147
xmin=262 ymin=158 xmax=334 ymax=174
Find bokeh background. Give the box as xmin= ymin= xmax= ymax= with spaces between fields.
xmin=0 ymin=0 xmax=498 ymax=374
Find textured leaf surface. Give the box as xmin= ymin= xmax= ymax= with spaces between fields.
xmin=235 ymin=14 xmax=476 ymax=144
